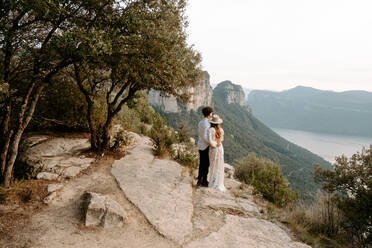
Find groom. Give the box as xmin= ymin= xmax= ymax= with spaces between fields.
xmin=197 ymin=106 xmax=214 ymax=187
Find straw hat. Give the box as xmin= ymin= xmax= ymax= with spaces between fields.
xmin=209 ymin=114 xmax=223 ymax=124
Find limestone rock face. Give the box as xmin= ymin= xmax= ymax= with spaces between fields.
xmin=214 ymin=80 xmax=245 ymax=106
xmin=147 ymin=71 xmax=213 ymax=113
xmin=147 ymin=89 xmax=180 ymax=113
xmin=186 ymin=71 xmax=213 ymax=112
xmin=81 ymin=192 xmax=126 ymax=228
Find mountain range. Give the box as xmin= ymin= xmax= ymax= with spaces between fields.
xmin=247 ymin=86 xmax=372 ymax=137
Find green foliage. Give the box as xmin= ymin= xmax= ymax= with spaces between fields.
xmin=172 ymin=142 xmax=199 ymax=169
xmin=234 ymin=153 xmax=298 ymax=207
xmin=149 ymin=114 xmax=177 ymax=158
xmin=67 ymin=0 xmax=202 ymax=151
xmin=314 ymin=145 xmax=372 ymax=247
xmin=29 ymin=75 xmax=88 ymax=131
xmin=115 ymin=91 xmax=157 ymax=133
xmin=111 ymin=130 xmax=135 ymax=151
xmin=176 ymin=121 xmax=194 ymax=143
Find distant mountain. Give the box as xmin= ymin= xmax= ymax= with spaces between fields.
xmin=247 ymin=86 xmax=372 ymax=137
xmin=152 ymin=82 xmax=332 ymax=200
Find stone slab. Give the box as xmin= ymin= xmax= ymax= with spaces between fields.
xmin=111 ymin=144 xmax=193 ymax=244
xmin=185 ymin=215 xmax=311 ymax=248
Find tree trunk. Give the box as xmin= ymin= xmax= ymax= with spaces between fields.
xmin=0 ymin=100 xmax=12 ymax=177
xmin=87 ymin=101 xmax=98 ymax=151
xmin=4 ymin=130 xmax=23 ymax=187
xmin=0 ymin=130 xmax=13 ymax=177
xmin=3 ymin=85 xmax=44 ymax=187
xmin=101 ymin=116 xmax=113 ymax=151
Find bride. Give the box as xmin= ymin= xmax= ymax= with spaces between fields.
xmin=207 ymin=114 xmax=227 ymax=192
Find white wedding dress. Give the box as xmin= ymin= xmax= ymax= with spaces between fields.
xmin=207 ymin=127 xmax=226 ymax=192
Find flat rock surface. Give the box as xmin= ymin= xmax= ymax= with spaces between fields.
xmin=197 ymin=187 xmax=260 ymax=217
xmin=185 ymin=215 xmax=311 ymax=248
xmin=111 ymin=144 xmax=193 ymax=244
xmin=19 ymin=136 xmax=94 ymax=179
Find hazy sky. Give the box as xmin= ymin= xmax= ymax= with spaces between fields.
xmin=186 ymin=0 xmax=372 ymax=92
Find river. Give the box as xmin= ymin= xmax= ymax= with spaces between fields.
xmin=273 ymin=128 xmax=372 ymax=163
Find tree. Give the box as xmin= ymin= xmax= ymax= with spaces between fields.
xmin=70 ymin=0 xmax=202 ymax=151
xmin=314 ymin=145 xmax=372 ymax=247
xmin=0 ymin=0 xmax=112 ymax=186
xmin=234 ymin=153 xmax=298 ymax=207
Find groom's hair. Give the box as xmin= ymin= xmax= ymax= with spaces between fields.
xmin=202 ymin=106 xmax=214 ymax=117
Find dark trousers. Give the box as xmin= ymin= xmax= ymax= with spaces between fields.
xmin=197 ymin=147 xmax=210 ymax=184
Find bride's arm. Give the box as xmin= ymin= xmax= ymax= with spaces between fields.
xmin=208 ymin=128 xmax=217 ymax=148
xmin=221 ymin=129 xmax=224 ymax=142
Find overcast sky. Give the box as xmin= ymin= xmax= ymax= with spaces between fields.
xmin=186 ymin=0 xmax=372 ymax=92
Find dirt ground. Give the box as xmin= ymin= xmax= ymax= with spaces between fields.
xmin=0 ymin=155 xmax=179 ymax=248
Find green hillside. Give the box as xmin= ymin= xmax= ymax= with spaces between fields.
xmin=155 ymin=84 xmax=332 ymax=200
xmin=247 ymin=86 xmax=372 ymax=137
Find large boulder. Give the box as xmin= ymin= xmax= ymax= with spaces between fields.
xmin=81 ymin=192 xmax=126 ymax=228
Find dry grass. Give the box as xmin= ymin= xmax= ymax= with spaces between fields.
xmin=277 ymin=191 xmax=347 ymax=247
xmin=0 ymin=180 xmax=49 ymax=247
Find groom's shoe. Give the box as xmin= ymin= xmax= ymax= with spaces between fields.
xmin=201 ymin=181 xmax=209 ymax=187
xmin=196 ymin=180 xmax=202 ymax=187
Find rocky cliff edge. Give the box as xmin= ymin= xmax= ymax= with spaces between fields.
xmin=11 ymin=132 xmax=311 ymax=248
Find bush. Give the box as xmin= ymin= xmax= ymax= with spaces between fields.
xmin=149 ymin=114 xmax=177 ymax=158
xmin=172 ymin=142 xmax=199 ymax=169
xmin=234 ymin=153 xmax=298 ymax=207
xmin=111 ymin=130 xmax=135 ymax=151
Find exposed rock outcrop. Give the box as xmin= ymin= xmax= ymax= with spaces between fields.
xmin=19 ymin=132 xmax=310 ymax=248
xmin=111 ymin=144 xmax=194 ymax=244
xmin=214 ymin=80 xmax=245 ymax=106
xmin=19 ymin=135 xmax=94 ymax=180
xmin=81 ymin=192 xmax=127 ymax=228
xmin=148 ymin=71 xmax=213 ymax=113
xmin=111 ymin=138 xmax=310 ymax=247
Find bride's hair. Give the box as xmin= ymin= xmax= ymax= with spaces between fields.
xmin=211 ymin=123 xmax=222 ymax=140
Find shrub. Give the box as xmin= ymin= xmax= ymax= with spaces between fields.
xmin=149 ymin=114 xmax=177 ymax=158
xmin=234 ymin=153 xmax=298 ymax=207
xmin=172 ymin=142 xmax=199 ymax=169
xmin=176 ymin=121 xmax=193 ymax=143
xmin=111 ymin=130 xmax=135 ymax=151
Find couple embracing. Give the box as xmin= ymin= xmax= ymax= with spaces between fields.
xmin=196 ymin=106 xmax=226 ymax=192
